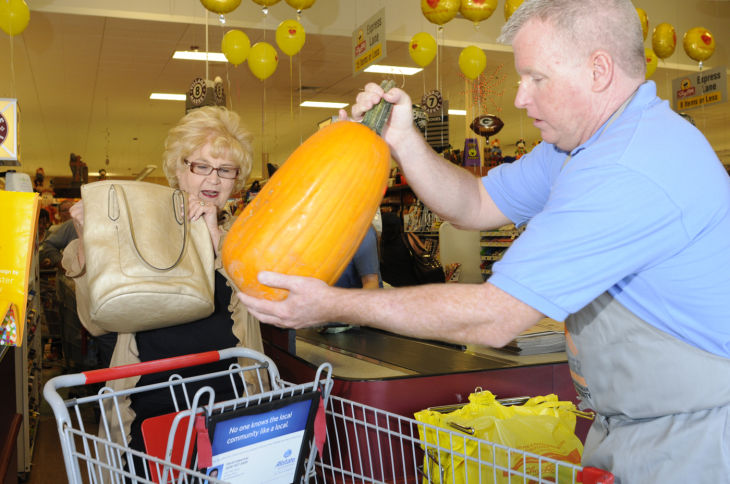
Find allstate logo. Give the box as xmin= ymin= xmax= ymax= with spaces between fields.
xmin=276 ymin=449 xmax=296 ymax=467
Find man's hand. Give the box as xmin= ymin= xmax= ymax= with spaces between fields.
xmin=236 ymin=272 xmax=336 ymax=329
xmin=347 ymin=83 xmax=417 ymax=156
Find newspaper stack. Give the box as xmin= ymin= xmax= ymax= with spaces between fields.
xmin=502 ymin=318 xmax=566 ymax=355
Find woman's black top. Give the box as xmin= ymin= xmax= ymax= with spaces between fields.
xmin=128 ymin=271 xmax=241 ymax=460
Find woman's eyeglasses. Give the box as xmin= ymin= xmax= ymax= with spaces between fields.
xmin=184 ymin=160 xmax=239 ymax=179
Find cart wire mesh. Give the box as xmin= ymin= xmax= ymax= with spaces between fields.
xmin=44 ymin=347 xmax=613 ymax=484
xmin=43 ymin=347 xmax=333 ymax=484
xmin=311 ymin=394 xmax=614 ymax=484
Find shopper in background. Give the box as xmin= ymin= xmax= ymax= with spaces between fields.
xmin=39 ymin=199 xmax=77 ymax=268
xmin=334 ymin=224 xmax=382 ymax=291
xmin=379 ymin=211 xmax=421 ymax=287
xmin=63 ymin=106 xmax=267 ymax=468
xmin=320 ymin=224 xmax=382 ymax=334
xmin=237 ymin=0 xmax=730 ymax=481
xmin=37 ymin=208 xmax=51 ymax=242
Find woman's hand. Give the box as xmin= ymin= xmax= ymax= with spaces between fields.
xmin=187 ymin=193 xmax=223 ymax=255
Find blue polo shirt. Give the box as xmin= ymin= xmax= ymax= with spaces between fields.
xmin=335 ymin=226 xmax=382 ymax=289
xmin=483 ymin=81 xmax=730 ymax=358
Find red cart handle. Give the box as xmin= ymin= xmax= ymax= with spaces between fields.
xmin=579 ymin=466 xmax=615 ymax=484
xmin=81 ymin=350 xmax=222 ymax=385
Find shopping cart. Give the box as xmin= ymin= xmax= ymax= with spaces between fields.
xmin=43 ymin=347 xmax=334 ymax=483
xmin=312 ymin=395 xmax=615 ymax=484
xmin=45 ymin=347 xmax=614 ymax=484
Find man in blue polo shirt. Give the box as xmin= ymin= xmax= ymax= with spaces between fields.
xmin=238 ymin=0 xmax=730 ymax=480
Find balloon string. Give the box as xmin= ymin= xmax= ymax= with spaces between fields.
xmin=436 ymin=26 xmax=442 ymax=92
xmin=205 ymin=10 xmax=209 ymax=81
xmin=298 ymin=51 xmax=303 ymax=145
xmin=290 ymin=55 xmax=294 ymax=120
xmin=9 ymin=32 xmax=16 ymax=97
xmin=261 ymin=79 xmax=267 ymax=179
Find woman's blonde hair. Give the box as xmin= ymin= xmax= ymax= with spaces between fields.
xmin=163 ymin=106 xmax=253 ymax=193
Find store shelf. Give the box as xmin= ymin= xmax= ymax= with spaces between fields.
xmin=480 ymin=224 xmax=524 ymax=281
xmin=383 ymin=183 xmax=444 ymax=261
xmin=15 ymin=238 xmax=42 ymax=476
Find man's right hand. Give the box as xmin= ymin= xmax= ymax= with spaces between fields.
xmin=347 ymin=82 xmax=417 ymax=156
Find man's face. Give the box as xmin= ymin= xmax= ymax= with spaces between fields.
xmin=512 ymin=19 xmax=593 ymax=152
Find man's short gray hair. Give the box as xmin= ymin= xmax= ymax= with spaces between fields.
xmin=497 ymin=0 xmax=645 ymax=79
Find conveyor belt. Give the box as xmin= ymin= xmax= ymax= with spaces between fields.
xmin=297 ymin=327 xmax=514 ymax=375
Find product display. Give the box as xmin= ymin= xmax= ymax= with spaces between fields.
xmin=0 ymin=302 xmax=18 ymax=346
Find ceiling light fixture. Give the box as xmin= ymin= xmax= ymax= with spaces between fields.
xmin=448 ymin=109 xmax=467 ymax=116
xmin=150 ymin=93 xmax=186 ymax=101
xmin=173 ymin=50 xmax=227 ymax=62
xmin=300 ymin=101 xmax=349 ymax=109
xmin=364 ymin=65 xmax=423 ymax=75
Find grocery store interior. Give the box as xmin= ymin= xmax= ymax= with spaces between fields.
xmin=1 ymin=0 xmax=729 ymax=482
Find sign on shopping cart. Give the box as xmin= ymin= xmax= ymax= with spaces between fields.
xmin=203 ymin=390 xmax=321 ymax=483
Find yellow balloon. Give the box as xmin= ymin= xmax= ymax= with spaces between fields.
xmin=200 ymin=0 xmax=241 ymax=14
xmin=644 ymin=48 xmax=658 ymax=79
xmin=460 ymin=0 xmax=498 ymax=24
xmin=276 ymin=19 xmax=305 ymax=56
xmin=636 ymin=8 xmax=648 ymax=41
xmin=248 ymin=42 xmax=278 ymax=81
xmin=409 ymin=32 xmax=437 ymax=68
xmin=683 ymin=27 xmax=715 ymax=63
xmin=504 ymin=0 xmax=524 ymax=21
xmin=252 ymin=0 xmax=280 ymax=6
xmin=421 ymin=0 xmax=460 ymax=26
xmin=0 ymin=0 xmax=30 ymax=37
xmin=458 ymin=45 xmax=486 ymax=80
xmin=652 ymin=23 xmax=676 ymax=60
xmin=285 ymin=0 xmax=315 ymax=11
xmin=221 ymin=30 xmax=251 ymax=66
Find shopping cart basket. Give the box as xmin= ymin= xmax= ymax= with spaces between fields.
xmin=311 ymin=395 xmax=614 ymax=484
xmin=43 ymin=347 xmax=334 ymax=483
xmin=45 ymin=346 xmax=614 ymax=484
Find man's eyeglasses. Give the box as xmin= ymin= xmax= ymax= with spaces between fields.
xmin=184 ymin=160 xmax=240 ymax=179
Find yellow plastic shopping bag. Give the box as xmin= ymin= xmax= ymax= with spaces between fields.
xmin=0 ymin=190 xmax=39 ymax=347
xmin=415 ymin=390 xmax=585 ymax=484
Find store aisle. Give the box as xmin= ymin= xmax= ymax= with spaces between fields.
xmin=28 ymin=416 xmax=66 ymax=484
xmin=28 ymin=361 xmax=97 ymax=484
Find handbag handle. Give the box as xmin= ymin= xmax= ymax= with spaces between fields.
xmin=108 ymin=183 xmax=189 ymax=272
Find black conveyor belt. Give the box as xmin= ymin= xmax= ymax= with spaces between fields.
xmin=297 ymin=327 xmax=514 ymax=375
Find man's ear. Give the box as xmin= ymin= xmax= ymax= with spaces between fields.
xmin=590 ymin=50 xmax=614 ymax=92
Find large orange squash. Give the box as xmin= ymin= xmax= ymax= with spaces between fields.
xmin=222 ymin=95 xmax=392 ymax=300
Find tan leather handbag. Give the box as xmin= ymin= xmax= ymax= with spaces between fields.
xmin=81 ymin=181 xmax=215 ymax=332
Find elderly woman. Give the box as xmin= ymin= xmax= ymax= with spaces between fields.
xmin=62 ymin=106 xmax=266 ymax=467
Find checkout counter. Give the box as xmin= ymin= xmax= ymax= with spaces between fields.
xmin=261 ymin=325 xmax=590 ymax=442
xmin=261 ymin=223 xmax=589 ymax=440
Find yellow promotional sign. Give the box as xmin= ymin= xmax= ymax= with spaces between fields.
xmin=0 ymin=98 xmax=19 ymax=162
xmin=0 ymin=191 xmax=39 ymax=346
